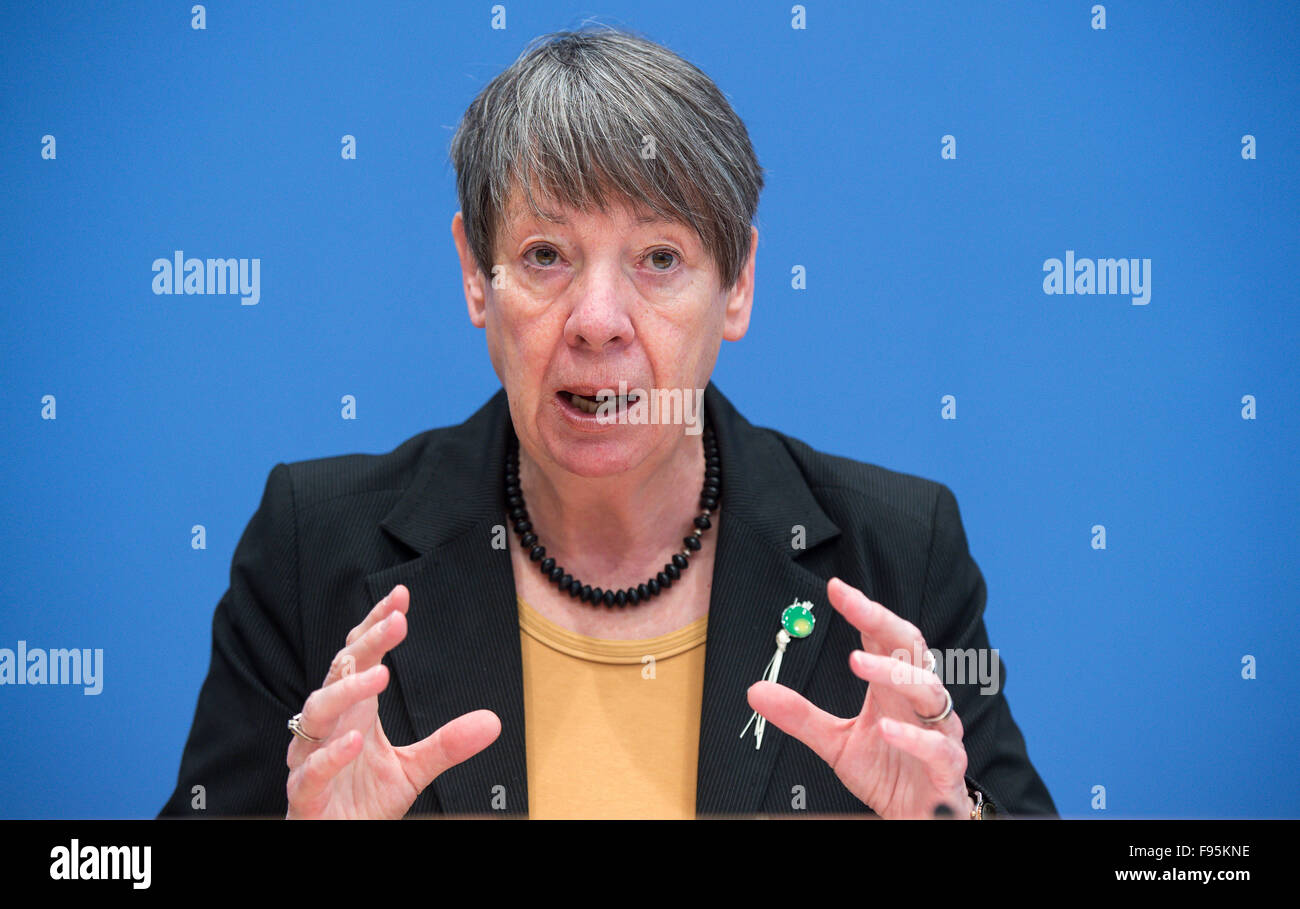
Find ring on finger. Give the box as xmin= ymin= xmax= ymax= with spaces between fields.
xmin=288 ymin=712 xmax=324 ymax=743
xmin=915 ymin=686 xmax=953 ymax=725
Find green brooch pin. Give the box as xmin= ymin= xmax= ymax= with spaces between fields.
xmin=782 ymin=603 xmax=815 ymax=639
xmin=741 ymin=598 xmax=817 ymax=749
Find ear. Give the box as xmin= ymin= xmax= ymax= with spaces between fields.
xmin=722 ymin=225 xmax=758 ymax=341
xmin=452 ymin=212 xmax=489 ymax=329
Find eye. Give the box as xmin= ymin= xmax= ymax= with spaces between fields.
xmin=525 ymin=245 xmax=560 ymax=268
xmin=647 ymin=249 xmax=678 ymax=271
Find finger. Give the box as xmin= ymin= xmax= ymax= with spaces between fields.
xmin=877 ymin=716 xmax=968 ymax=797
xmin=288 ymin=729 xmax=364 ymax=810
xmin=399 ymin=709 xmax=502 ymax=794
xmin=287 ymin=665 xmax=390 ymax=769
xmin=345 ymin=584 xmax=409 ymax=647
xmin=828 ymin=577 xmax=928 ymax=662
xmin=745 ymin=681 xmax=851 ymax=768
xmin=324 ymin=608 xmax=409 ymax=687
xmin=848 ymin=651 xmax=958 ymax=732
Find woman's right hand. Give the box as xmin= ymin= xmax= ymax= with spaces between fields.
xmin=284 ymin=584 xmax=501 ymax=819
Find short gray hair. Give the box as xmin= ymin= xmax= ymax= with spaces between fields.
xmin=449 ymin=26 xmax=765 ymax=291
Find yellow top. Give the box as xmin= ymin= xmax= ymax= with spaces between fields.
xmin=517 ymin=593 xmax=708 ymax=819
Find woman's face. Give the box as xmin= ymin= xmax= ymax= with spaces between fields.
xmin=453 ymin=188 xmax=756 ymax=479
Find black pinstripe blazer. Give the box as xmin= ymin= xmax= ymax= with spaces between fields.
xmin=159 ymin=383 xmax=1056 ymax=818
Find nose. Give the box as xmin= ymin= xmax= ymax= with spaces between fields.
xmin=563 ymin=259 xmax=635 ymax=352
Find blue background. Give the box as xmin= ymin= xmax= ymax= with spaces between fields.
xmin=1 ymin=0 xmax=1296 ymax=818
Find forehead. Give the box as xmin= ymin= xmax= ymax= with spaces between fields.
xmin=500 ymin=184 xmax=685 ymax=236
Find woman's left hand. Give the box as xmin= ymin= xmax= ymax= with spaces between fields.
xmin=746 ymin=576 xmax=974 ymax=819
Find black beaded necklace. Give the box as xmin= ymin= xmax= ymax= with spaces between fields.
xmin=505 ymin=418 xmax=720 ymax=608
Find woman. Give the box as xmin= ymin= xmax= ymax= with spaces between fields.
xmin=161 ymin=27 xmax=1055 ymax=820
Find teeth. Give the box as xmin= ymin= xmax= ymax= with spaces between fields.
xmin=567 ymin=392 xmax=639 ymax=415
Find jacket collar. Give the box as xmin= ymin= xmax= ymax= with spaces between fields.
xmin=365 ymin=383 xmax=844 ymax=816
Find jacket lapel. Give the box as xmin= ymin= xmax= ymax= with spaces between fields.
xmin=364 ymin=383 xmax=847 ymax=817
xmin=365 ymin=391 xmax=529 ymax=814
xmin=695 ymin=383 xmax=842 ymax=814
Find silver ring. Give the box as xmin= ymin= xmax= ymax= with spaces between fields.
xmin=288 ymin=712 xmax=324 ymax=743
xmin=915 ymin=686 xmax=953 ymax=725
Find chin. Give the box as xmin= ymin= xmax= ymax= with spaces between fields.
xmin=534 ymin=421 xmax=652 ymax=479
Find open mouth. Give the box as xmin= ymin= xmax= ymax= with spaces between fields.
xmin=559 ymin=390 xmax=641 ymax=415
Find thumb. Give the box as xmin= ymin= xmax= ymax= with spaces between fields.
xmin=400 ymin=709 xmax=501 ymax=793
